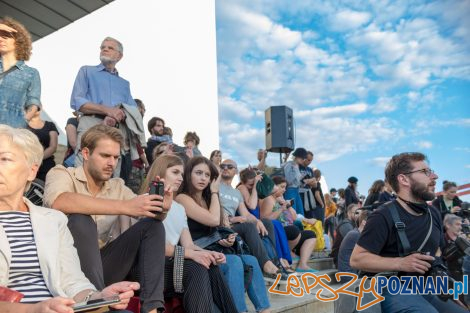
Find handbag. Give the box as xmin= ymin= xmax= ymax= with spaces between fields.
xmin=302 ymin=219 xmax=325 ymax=251
xmin=256 ymin=173 xmax=275 ymax=199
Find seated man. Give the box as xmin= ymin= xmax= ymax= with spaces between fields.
xmin=337 ymin=210 xmax=369 ymax=282
xmin=330 ymin=203 xmax=360 ymax=267
xmin=0 ymin=124 xmax=138 ymax=312
xmin=44 ymin=124 xmax=168 ymax=313
xmin=351 ymin=152 xmax=467 ymax=313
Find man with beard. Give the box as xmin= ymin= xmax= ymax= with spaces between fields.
xmin=70 ymin=37 xmax=138 ymax=175
xmin=44 ymin=125 xmax=168 ymax=313
xmin=350 ymin=152 xmax=467 ymax=313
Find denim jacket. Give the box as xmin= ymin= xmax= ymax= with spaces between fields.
xmin=0 ymin=59 xmax=41 ymax=127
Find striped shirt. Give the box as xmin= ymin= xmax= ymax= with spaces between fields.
xmin=0 ymin=211 xmax=53 ymax=303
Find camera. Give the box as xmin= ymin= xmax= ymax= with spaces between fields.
xmin=425 ymin=256 xmax=456 ymax=301
xmin=149 ymin=181 xmax=166 ymax=219
xmin=455 ymin=202 xmax=470 ymax=218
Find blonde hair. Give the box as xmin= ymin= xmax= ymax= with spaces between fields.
xmin=80 ymin=124 xmax=123 ymax=153
xmin=140 ymin=154 xmax=184 ymax=194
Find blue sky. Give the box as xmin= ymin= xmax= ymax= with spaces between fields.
xmin=215 ymin=0 xmax=470 ymax=197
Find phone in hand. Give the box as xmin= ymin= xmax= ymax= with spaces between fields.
xmin=73 ymin=295 xmax=120 ymax=312
xmin=149 ymin=181 xmax=166 ymax=219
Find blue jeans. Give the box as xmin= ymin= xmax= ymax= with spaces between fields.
xmin=381 ymin=286 xmax=468 ymax=313
xmin=220 ymin=254 xmax=270 ymax=312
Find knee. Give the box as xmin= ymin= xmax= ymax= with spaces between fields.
xmin=139 ymin=218 xmax=165 ymax=237
xmin=67 ymin=214 xmax=96 ymax=236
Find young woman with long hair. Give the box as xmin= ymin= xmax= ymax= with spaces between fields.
xmin=175 ymin=156 xmax=271 ymax=313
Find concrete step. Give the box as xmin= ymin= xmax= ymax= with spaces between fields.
xmin=290 ymin=256 xmax=335 ymax=271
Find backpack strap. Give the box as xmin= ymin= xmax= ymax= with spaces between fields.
xmin=386 ymin=201 xmax=411 ymax=257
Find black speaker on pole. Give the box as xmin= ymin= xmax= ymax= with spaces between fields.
xmin=265 ymin=106 xmax=294 ymax=153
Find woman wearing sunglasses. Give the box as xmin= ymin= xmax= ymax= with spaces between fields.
xmin=0 ymin=17 xmax=41 ymax=128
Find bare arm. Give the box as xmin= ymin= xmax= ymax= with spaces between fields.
xmin=350 ymin=244 xmax=434 ymax=274
xmin=65 ymin=124 xmax=77 ymax=150
xmin=175 ymin=194 xmax=221 ymax=227
xmin=237 ymin=200 xmax=258 ymax=223
xmin=51 ymin=192 xmax=164 ymax=218
xmin=259 ymin=197 xmax=282 ymax=220
xmin=237 ymin=184 xmax=258 ymax=210
xmin=43 ymin=131 xmax=58 ymax=159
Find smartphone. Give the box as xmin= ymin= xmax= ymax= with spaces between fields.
xmin=149 ymin=181 xmax=166 ymax=219
xmin=73 ymin=295 xmax=120 ymax=312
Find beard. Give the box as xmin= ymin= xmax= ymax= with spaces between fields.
xmin=100 ymin=55 xmax=118 ymax=65
xmin=409 ymin=178 xmax=435 ymax=201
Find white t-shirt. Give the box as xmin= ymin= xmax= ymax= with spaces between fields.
xmin=163 ymin=201 xmax=189 ymax=246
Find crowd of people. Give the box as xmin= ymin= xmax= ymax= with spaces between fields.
xmin=1 ymin=16 xmax=470 ymax=313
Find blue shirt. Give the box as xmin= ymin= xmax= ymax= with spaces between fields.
xmin=0 ymin=59 xmax=41 ymax=127
xmin=70 ymin=64 xmax=136 ymax=111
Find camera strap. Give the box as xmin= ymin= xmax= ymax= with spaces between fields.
xmin=388 ymin=201 xmax=433 ymax=256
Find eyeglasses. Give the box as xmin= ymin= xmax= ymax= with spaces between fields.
xmin=354 ymin=211 xmax=361 ymax=215
xmin=220 ymin=164 xmax=236 ymax=170
xmin=402 ymin=168 xmax=435 ymax=177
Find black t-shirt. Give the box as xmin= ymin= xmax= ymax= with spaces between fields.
xmin=27 ymin=121 xmax=59 ymax=181
xmin=357 ymin=200 xmax=443 ymax=275
xmin=312 ymin=182 xmax=325 ymax=207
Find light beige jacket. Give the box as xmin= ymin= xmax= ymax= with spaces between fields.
xmin=0 ymin=198 xmax=96 ymax=297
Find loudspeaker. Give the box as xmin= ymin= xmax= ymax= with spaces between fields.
xmin=265 ymin=106 xmax=294 ymax=153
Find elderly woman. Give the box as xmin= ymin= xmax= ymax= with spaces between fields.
xmin=0 ymin=125 xmax=137 ymax=313
xmin=0 ymin=17 xmax=41 ymax=127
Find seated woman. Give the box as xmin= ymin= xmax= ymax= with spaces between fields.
xmin=26 ymin=107 xmax=59 ymax=182
xmin=260 ymin=176 xmax=318 ymax=273
xmin=0 ymin=125 xmax=137 ymax=312
xmin=237 ymin=167 xmax=293 ymax=268
xmin=175 ymin=156 xmax=271 ymax=313
xmin=140 ymin=154 xmax=237 ymax=313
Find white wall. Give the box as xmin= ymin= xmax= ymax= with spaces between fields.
xmin=28 ymin=0 xmax=219 ymax=155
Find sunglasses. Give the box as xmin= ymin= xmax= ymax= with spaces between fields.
xmin=220 ymin=164 xmax=236 ymax=170
xmin=0 ymin=30 xmax=15 ymax=39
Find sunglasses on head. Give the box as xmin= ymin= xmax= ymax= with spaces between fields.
xmin=220 ymin=164 xmax=236 ymax=170
xmin=0 ymin=30 xmax=15 ymax=39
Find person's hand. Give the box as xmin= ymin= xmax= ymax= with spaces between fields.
xmin=189 ymin=250 xmax=217 ymax=269
xmin=124 ymin=194 xmax=166 ymax=218
xmin=303 ymin=218 xmax=317 ymax=225
xmin=256 ymin=220 xmax=268 ymax=236
xmin=209 ymin=251 xmax=226 ymax=264
xmin=210 ymin=175 xmax=220 ymax=193
xmin=397 ymin=253 xmax=434 ymax=274
xmin=29 ymin=297 xmax=75 ymax=313
xmin=100 ymin=281 xmax=140 ymax=310
xmin=218 ymin=233 xmax=236 ymax=248
xmin=0 ymin=24 xmax=17 ymax=33
xmin=103 ymin=116 xmax=118 ymax=127
xmin=105 ymin=107 xmax=126 ymax=122
xmin=254 ymin=174 xmax=263 ymax=184
xmin=230 ymin=216 xmax=247 ymax=224
xmin=451 ymin=206 xmax=462 ymax=214
xmin=185 ymin=147 xmax=194 ymax=159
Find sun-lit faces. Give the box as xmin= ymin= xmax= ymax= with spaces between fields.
xmin=0 ymin=136 xmax=37 ymax=198
xmin=164 ymin=165 xmax=184 ymax=192
xmin=82 ymin=138 xmax=120 ymax=183
xmin=191 ymin=163 xmax=211 ymax=191
xmin=444 ymin=186 xmax=458 ymax=201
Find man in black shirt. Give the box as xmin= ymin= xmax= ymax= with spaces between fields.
xmin=350 ymin=152 xmax=467 ymax=313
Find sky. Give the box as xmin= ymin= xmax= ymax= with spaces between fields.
xmin=214 ymin=0 xmax=470 ymax=197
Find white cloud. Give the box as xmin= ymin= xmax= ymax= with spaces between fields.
xmin=369 ymin=157 xmax=391 ymax=168
xmin=416 ymin=141 xmax=433 ymax=149
xmin=297 ymin=103 xmax=368 ymax=118
xmin=218 ymin=96 xmax=254 ymax=120
xmin=372 ymin=96 xmax=399 ymax=114
xmin=330 ymin=10 xmax=371 ymax=31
